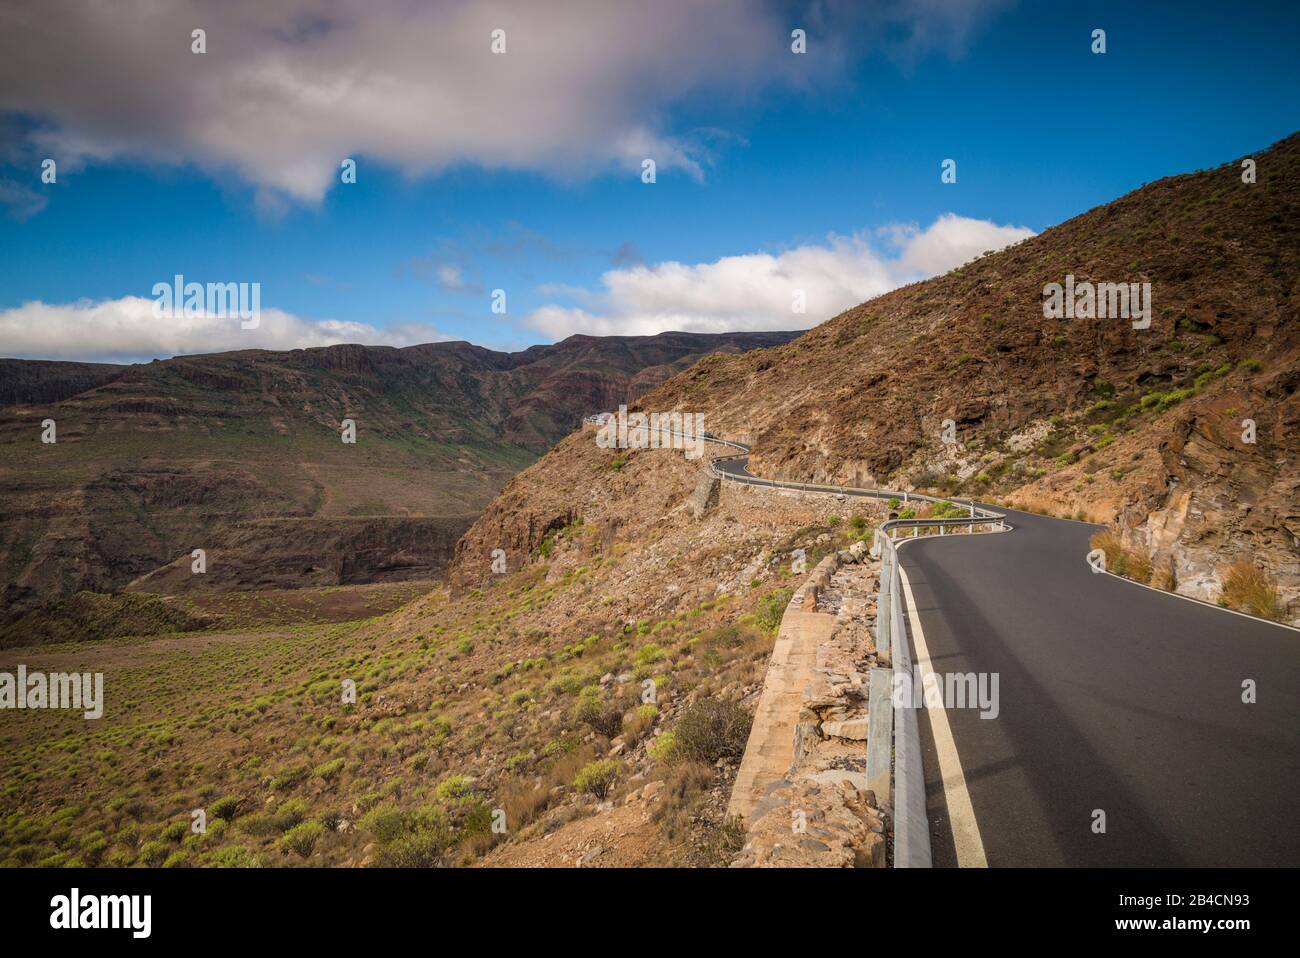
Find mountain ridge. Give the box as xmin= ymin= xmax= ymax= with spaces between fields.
xmin=0 ymin=329 xmax=798 ymax=618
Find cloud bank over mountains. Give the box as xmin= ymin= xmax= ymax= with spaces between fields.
xmin=0 ymin=296 xmax=448 ymax=365
xmin=0 ymin=0 xmax=1023 ymax=360
xmin=1 ymin=215 xmax=1032 ymax=362
xmin=526 ymin=215 xmax=1035 ymax=338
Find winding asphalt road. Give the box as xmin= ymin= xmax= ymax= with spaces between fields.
xmin=714 ymin=452 xmax=1300 ymax=867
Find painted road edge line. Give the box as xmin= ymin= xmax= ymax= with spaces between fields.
xmin=1097 ymin=567 xmax=1300 ymax=634
xmin=897 ymin=561 xmax=989 ymax=868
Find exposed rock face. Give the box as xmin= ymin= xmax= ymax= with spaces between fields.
xmin=122 ymin=515 xmax=474 ymax=593
xmin=0 ymin=359 xmax=122 ymax=406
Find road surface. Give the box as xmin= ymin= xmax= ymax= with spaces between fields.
xmin=714 ymin=450 xmax=1300 ymax=866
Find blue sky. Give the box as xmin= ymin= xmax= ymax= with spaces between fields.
xmin=1 ymin=0 xmax=1297 ymax=362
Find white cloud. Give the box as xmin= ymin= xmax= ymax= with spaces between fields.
xmin=0 ymin=296 xmax=448 ymax=364
xmin=0 ymin=0 xmax=1009 ymax=206
xmin=0 ymin=177 xmax=48 ymax=221
xmin=891 ymin=212 xmax=1031 ymax=274
xmin=526 ymin=215 xmax=1035 ymax=337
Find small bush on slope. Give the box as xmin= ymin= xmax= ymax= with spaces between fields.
xmin=673 ymin=699 xmax=751 ymax=764
xmin=1219 ymin=560 xmax=1283 ymax=621
xmin=573 ymin=759 xmax=621 ymax=800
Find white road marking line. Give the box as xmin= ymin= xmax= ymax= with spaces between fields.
xmin=897 ymin=562 xmax=989 ymax=868
xmin=1097 ymin=567 xmax=1300 ymax=633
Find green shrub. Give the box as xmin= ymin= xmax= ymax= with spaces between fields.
xmin=206 ymin=845 xmax=260 ymax=868
xmin=1157 ymin=387 xmax=1194 ymax=410
xmin=279 ymin=821 xmax=324 ymax=858
xmin=237 ymin=814 xmax=279 ymax=838
xmin=647 ymin=730 xmax=680 ymax=764
xmin=80 ymin=836 xmax=108 ymax=867
xmin=928 ymin=500 xmax=970 ymax=520
xmin=541 ymin=736 xmax=579 ymax=758
xmin=635 ymin=643 xmax=666 ymax=667
xmin=573 ymin=760 xmax=621 ymax=800
xmin=435 ymin=775 xmax=472 ymax=803
xmin=271 ymin=798 xmax=309 ymax=831
xmin=1193 ymin=363 xmax=1233 ymax=389
xmin=573 ymin=686 xmax=623 ymax=738
xmin=505 ymin=751 xmax=533 ymax=774
xmin=159 ymin=820 xmax=189 ymax=843
xmin=183 ymin=818 xmax=227 ymax=850
xmin=360 ymin=805 xmax=406 ymax=843
xmin=313 ymin=758 xmax=345 ymax=781
xmin=269 ymin=762 xmax=309 ymax=791
xmin=208 ymin=796 xmax=242 ymax=822
xmin=138 ymin=839 xmax=171 ymax=867
xmin=372 ymin=829 xmax=451 ymax=867
xmin=754 ymin=588 xmax=793 ymax=635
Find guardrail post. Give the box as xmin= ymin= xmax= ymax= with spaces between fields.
xmin=866 ymin=668 xmax=894 ymax=803
xmin=876 ymin=544 xmax=891 ymax=657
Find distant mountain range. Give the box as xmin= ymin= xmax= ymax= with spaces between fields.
xmin=0 ymin=330 xmax=797 ymax=619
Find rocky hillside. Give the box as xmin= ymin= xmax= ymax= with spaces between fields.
xmin=0 ymin=428 xmax=878 ymax=866
xmin=0 ymin=330 xmax=796 ymax=615
xmin=451 ymin=133 xmax=1299 ymax=618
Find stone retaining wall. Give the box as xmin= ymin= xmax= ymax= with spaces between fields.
xmin=730 ymin=542 xmax=888 ymax=867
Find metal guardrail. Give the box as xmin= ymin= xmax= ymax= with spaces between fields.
xmin=871 ymin=512 xmax=1009 ymax=867
xmin=705 ymin=439 xmax=1011 ymax=870
xmin=586 ymin=413 xmax=1011 ymax=867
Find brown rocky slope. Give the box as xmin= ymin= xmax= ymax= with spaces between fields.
xmin=451 ymin=133 xmax=1299 ymax=620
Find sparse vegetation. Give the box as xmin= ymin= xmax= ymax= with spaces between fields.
xmin=1218 ymin=560 xmax=1283 ymax=621
xmin=672 ymin=699 xmax=752 ymax=764
xmin=573 ymin=759 xmax=621 ymax=800
xmin=1089 ymin=528 xmax=1153 ymax=585
xmin=279 ymin=821 xmax=324 ymax=858
xmin=754 ymin=588 xmax=793 ymax=635
xmin=573 ymin=686 xmax=625 ymax=738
